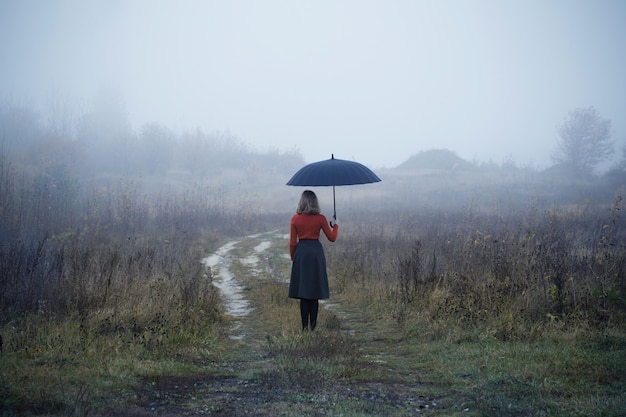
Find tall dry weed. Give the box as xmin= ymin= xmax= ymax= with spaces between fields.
xmin=329 ymin=200 xmax=625 ymax=339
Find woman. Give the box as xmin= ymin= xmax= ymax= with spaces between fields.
xmin=288 ymin=190 xmax=339 ymax=331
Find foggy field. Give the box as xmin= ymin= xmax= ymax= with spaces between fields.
xmin=2 ymin=1 xmax=625 ymax=414
xmin=1 ymin=132 xmax=625 ymax=415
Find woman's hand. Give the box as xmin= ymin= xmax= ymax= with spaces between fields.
xmin=330 ymin=216 xmax=338 ymax=228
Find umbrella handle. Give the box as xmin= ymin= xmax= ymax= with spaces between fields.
xmin=333 ymin=185 xmax=336 ymax=220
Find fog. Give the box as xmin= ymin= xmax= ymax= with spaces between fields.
xmin=2 ymin=0 xmax=625 ymax=169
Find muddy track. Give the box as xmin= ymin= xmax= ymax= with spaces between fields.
xmin=115 ymin=231 xmax=442 ymax=417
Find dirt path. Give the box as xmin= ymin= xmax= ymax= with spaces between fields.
xmin=124 ymin=231 xmax=442 ymax=417
xmin=129 ymin=231 xmax=305 ymax=415
xmin=201 ymin=234 xmax=273 ymax=339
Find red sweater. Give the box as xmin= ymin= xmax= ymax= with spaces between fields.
xmin=289 ymin=213 xmax=339 ymax=260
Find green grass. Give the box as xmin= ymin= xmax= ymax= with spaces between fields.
xmin=323 ymin=291 xmax=626 ymax=417
xmin=0 ymin=310 xmax=227 ymax=415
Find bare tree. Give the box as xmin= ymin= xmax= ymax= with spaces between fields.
xmin=551 ymin=106 xmax=614 ymax=175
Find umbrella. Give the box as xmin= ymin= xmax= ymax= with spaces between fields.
xmin=286 ymin=154 xmax=381 ymax=219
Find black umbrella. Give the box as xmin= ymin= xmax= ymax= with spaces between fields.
xmin=286 ymin=154 xmax=381 ymax=219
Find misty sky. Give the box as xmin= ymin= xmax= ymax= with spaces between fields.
xmin=1 ymin=0 xmax=625 ymax=168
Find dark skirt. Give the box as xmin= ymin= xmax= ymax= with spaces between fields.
xmin=288 ymin=239 xmax=330 ymax=300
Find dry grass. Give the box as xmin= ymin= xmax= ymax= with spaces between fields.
xmin=317 ymin=199 xmax=625 ymax=416
xmin=1 ymin=147 xmax=624 ymax=415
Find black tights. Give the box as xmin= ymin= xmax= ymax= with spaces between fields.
xmin=300 ymin=299 xmax=319 ymax=330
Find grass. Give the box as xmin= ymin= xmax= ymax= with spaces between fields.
xmin=208 ymin=232 xmax=625 ymax=416
xmin=2 ymin=114 xmax=624 ymax=415
xmin=0 ymin=308 xmax=227 ymax=415
xmin=321 ymin=288 xmax=626 ymax=417
xmin=1 ymin=219 xmax=624 ymax=416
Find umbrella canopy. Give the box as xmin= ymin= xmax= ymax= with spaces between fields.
xmin=287 ymin=154 xmax=381 ymax=218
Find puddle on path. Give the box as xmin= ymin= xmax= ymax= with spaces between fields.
xmin=201 ymin=232 xmax=281 ymax=338
xmin=202 ymin=240 xmax=251 ymax=319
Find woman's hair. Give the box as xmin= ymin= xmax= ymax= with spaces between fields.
xmin=296 ymin=190 xmax=321 ymax=215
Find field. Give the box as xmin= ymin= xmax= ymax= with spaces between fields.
xmin=1 ymin=148 xmax=625 ymax=416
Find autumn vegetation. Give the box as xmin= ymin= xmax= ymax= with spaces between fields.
xmin=0 ymin=98 xmax=625 ymax=415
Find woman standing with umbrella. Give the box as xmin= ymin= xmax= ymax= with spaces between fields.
xmin=289 ymin=190 xmax=338 ymax=331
